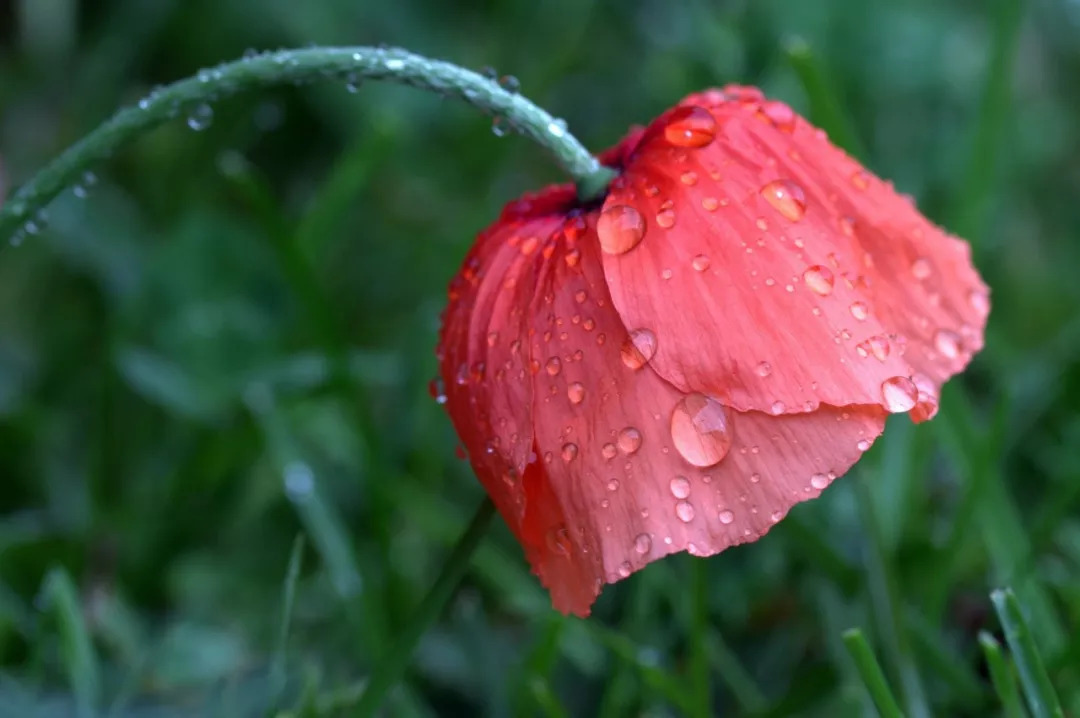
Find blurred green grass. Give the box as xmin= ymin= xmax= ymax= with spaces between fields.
xmin=1 ymin=0 xmax=1079 ymax=715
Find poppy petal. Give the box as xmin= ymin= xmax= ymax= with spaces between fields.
xmin=438 ymin=186 xmax=577 ymax=534
xmin=524 ymin=218 xmax=887 ymax=616
xmin=599 ymin=87 xmax=988 ymax=419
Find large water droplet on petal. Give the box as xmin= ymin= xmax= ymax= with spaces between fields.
xmin=617 ymin=427 xmax=642 ymax=454
xmin=561 ymin=443 xmax=578 ymax=461
xmin=760 ymin=179 xmax=806 ymax=221
xmin=663 ymin=106 xmax=717 ymax=148
xmin=803 ymin=265 xmax=835 ymax=296
xmin=567 ymin=382 xmax=585 ymax=405
xmin=620 ymin=329 xmax=658 ymax=370
xmin=881 ymin=376 xmax=918 ymax=413
xmin=670 ymin=393 xmax=733 ymax=468
xmin=598 ymin=205 xmax=646 ymax=255
xmin=669 ymin=476 xmax=691 ymax=499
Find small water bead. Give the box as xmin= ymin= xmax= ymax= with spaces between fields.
xmin=72 ymin=171 xmax=98 ymax=199
xmin=561 ymin=443 xmax=579 ymax=461
xmin=598 ymin=204 xmax=646 ymax=255
xmin=857 ymin=439 xmax=872 ymax=452
xmin=655 ymin=209 xmax=676 ymax=228
xmin=545 ymin=357 xmax=562 ymax=376
xmin=810 ymin=473 xmax=829 ymax=490
xmin=839 ymin=216 xmax=856 ymax=238
xmin=770 ymin=510 xmax=784 ymax=522
xmin=850 ymin=171 xmax=870 ymax=190
xmin=934 ymin=329 xmax=962 ymax=359
xmin=567 ymin=382 xmax=585 ymax=405
xmin=634 ymin=533 xmax=652 ymax=554
xmin=755 ymin=361 xmax=772 ymax=378
xmin=675 ymin=501 xmax=696 ymax=522
xmin=187 ymin=103 xmax=214 ymax=131
xmin=692 ymin=254 xmax=710 ymax=272
xmin=669 ymin=476 xmax=691 ymax=499
xmin=670 ymin=393 xmax=733 ymax=468
xmin=617 ymin=562 xmax=633 ymax=578
xmin=607 ymin=478 xmax=620 ymax=492
xmin=750 ymin=473 xmax=761 ymax=483
xmin=385 ymin=57 xmax=405 ymax=71
xmin=760 ymin=179 xmax=806 ymax=221
xmin=868 ymin=335 xmax=891 ymax=361
xmin=850 ymin=302 xmax=869 ymax=321
xmin=911 ymin=258 xmax=932 ymax=280
xmin=617 ymin=427 xmax=643 ymax=454
xmin=499 ymin=74 xmax=521 ymax=92
xmin=564 ymin=248 xmax=581 ymax=267
xmin=771 ymin=401 xmax=787 ymax=415
xmin=803 ymin=265 xmax=835 ymax=296
xmin=491 ymin=116 xmax=511 ymax=137
xmin=881 ymin=376 xmax=919 ymax=413
xmin=547 ymin=526 xmax=572 ymax=556
xmin=547 ymin=118 xmax=568 ymax=137
xmin=664 ymin=106 xmax=717 ymax=148
xmin=969 ymin=289 xmax=990 ymax=318
xmin=680 ymin=171 xmax=698 ymax=186
xmin=601 ymin=443 xmax=618 ymax=460
xmin=719 ymin=510 xmax=734 ymax=525
xmin=701 ymin=196 xmax=719 ymax=211
xmin=620 ymin=328 xmax=658 ymax=370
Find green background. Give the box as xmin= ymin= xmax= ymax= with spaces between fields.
xmin=0 ymin=0 xmax=1076 ymax=715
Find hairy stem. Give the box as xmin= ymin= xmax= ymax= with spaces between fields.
xmin=0 ymin=45 xmax=616 ymax=242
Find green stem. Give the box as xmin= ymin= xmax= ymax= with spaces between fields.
xmin=354 ymin=497 xmax=497 ymax=717
xmin=991 ymin=588 xmax=1065 ymax=718
xmin=842 ymin=629 xmax=905 ymax=718
xmin=0 ymin=45 xmax=616 ymax=242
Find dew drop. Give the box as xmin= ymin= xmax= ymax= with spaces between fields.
xmin=839 ymin=215 xmax=856 ymax=237
xmin=803 ymin=265 xmax=835 ymax=296
xmin=655 ymin=208 xmax=676 ymax=228
xmin=770 ymin=400 xmax=786 ymax=415
xmin=760 ymin=179 xmax=806 ymax=221
xmin=670 ymin=393 xmax=733 ymax=468
xmin=567 ymin=382 xmax=585 ymax=405
xmin=692 ymin=254 xmax=711 ymax=272
xmin=634 ymin=533 xmax=652 ymax=554
xmin=934 ymin=329 xmax=962 ymax=360
xmin=663 ymin=106 xmax=717 ymax=148
xmin=701 ymin=197 xmax=719 ymax=211
xmin=601 ymin=443 xmax=617 ymax=460
xmin=881 ymin=376 xmax=918 ymax=413
xmin=598 ymin=205 xmax=646 ymax=255
xmin=756 ymin=361 xmax=772 ymax=378
xmin=857 ymin=439 xmax=872 ymax=451
xmin=607 ymin=478 xmax=620 ymax=492
xmin=669 ymin=476 xmax=691 ymax=499
xmin=867 ymin=335 xmax=891 ymax=361
xmin=969 ymin=289 xmax=990 ymax=318
xmin=680 ymin=171 xmax=698 ymax=186
xmin=810 ymin=473 xmax=829 ymax=490
xmin=911 ymin=258 xmax=932 ymax=280
xmin=675 ymin=501 xmax=696 ymax=522
xmin=187 ymin=103 xmax=214 ymax=131
xmin=547 ymin=526 xmax=572 ymax=556
xmin=719 ymin=510 xmax=734 ymax=525
xmin=851 ymin=171 xmax=870 ymax=190
xmin=617 ymin=561 xmax=632 ymax=578
xmin=561 ymin=443 xmax=578 ymax=461
xmin=850 ymin=302 xmax=869 ymax=321
xmin=620 ymin=329 xmax=658 ymax=370
xmin=617 ymin=427 xmax=643 ymax=454
xmin=545 ymin=357 xmax=562 ymax=376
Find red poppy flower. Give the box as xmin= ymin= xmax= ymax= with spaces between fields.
xmin=437 ymin=86 xmax=989 ymax=617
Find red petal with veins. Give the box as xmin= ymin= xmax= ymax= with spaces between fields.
xmin=600 ymin=86 xmax=989 ymax=421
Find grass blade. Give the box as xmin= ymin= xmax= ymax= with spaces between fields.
xmin=688 ymin=559 xmax=711 ymax=718
xmin=39 ymin=568 xmax=101 ymax=717
xmin=270 ymin=534 xmax=306 ymax=708
xmin=991 ymin=588 xmax=1064 ymax=718
xmin=783 ymin=38 xmax=867 ymax=158
xmin=979 ymin=630 xmax=1028 ymax=718
xmin=842 ymin=628 xmax=904 ymax=718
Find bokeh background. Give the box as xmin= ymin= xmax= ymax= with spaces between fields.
xmin=0 ymin=0 xmax=1077 ymax=715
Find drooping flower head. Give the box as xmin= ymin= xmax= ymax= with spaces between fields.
xmin=437 ymin=86 xmax=989 ymax=616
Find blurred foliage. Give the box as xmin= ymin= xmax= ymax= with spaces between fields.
xmin=0 ymin=0 xmax=1078 ymax=715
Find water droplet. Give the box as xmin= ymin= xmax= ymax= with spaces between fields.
xmin=803 ymin=265 xmax=835 ymax=295
xmin=911 ymin=258 xmax=932 ymax=280
xmin=670 ymin=393 xmax=733 ymax=468
xmin=770 ymin=400 xmax=786 ymax=415
xmin=680 ymin=171 xmax=698 ymax=186
xmin=676 ymin=501 xmax=696 ymax=522
xmin=692 ymin=254 xmax=710 ymax=272
xmin=770 ymin=510 xmax=784 ymax=522
xmin=655 ymin=208 xmax=676 ymax=228
xmin=750 ymin=473 xmax=761 ymax=483
xmin=547 ymin=526 xmax=572 ymax=556
xmin=385 ymin=58 xmax=406 ymax=71
xmin=428 ymin=377 xmax=447 ymax=404
xmin=187 ymin=103 xmax=214 ymax=131
xmin=564 ymin=248 xmax=581 ymax=267
xmin=857 ymin=439 xmax=872 ymax=451
xmin=810 ymin=473 xmax=829 ymax=490
xmin=283 ymin=461 xmax=315 ymax=499
xmin=760 ymin=179 xmax=806 ymax=221
xmin=756 ymin=361 xmax=772 ymax=378
xmin=617 ymin=427 xmax=642 ymax=454
xmin=598 ymin=204 xmax=646 ymax=255
xmin=934 ymin=329 xmax=962 ymax=360
xmin=881 ymin=376 xmax=918 ymax=413
xmin=547 ymin=118 xmax=568 ymax=137
xmin=602 ymin=443 xmax=618 ymax=460
xmin=634 ymin=533 xmax=652 ymax=554
xmin=498 ymin=74 xmax=520 ymax=92
xmin=719 ymin=509 xmax=734 ymax=525
xmin=850 ymin=171 xmax=870 ymax=190
xmin=867 ymin=335 xmax=891 ymax=361
xmin=491 ymin=116 xmax=510 ymax=137
xmin=701 ymin=197 xmax=719 ymax=211
xmin=561 ymin=443 xmax=578 ymax=461
xmin=620 ymin=329 xmax=658 ymax=370
xmin=545 ymin=357 xmax=562 ymax=376
xmin=849 ymin=302 xmax=869 ymax=321
xmin=607 ymin=478 xmax=620 ymax=491
xmin=72 ymin=171 xmax=98 ymax=199
xmin=617 ymin=561 xmax=632 ymax=578
xmin=670 ymin=476 xmax=691 ymax=499
xmin=663 ymin=106 xmax=717 ymax=148
xmin=969 ymin=289 xmax=990 ymax=318
xmin=567 ymin=382 xmax=585 ymax=405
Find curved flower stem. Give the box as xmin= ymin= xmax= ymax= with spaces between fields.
xmin=0 ymin=45 xmax=616 ymax=243
xmin=354 ymin=497 xmax=497 ymax=717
